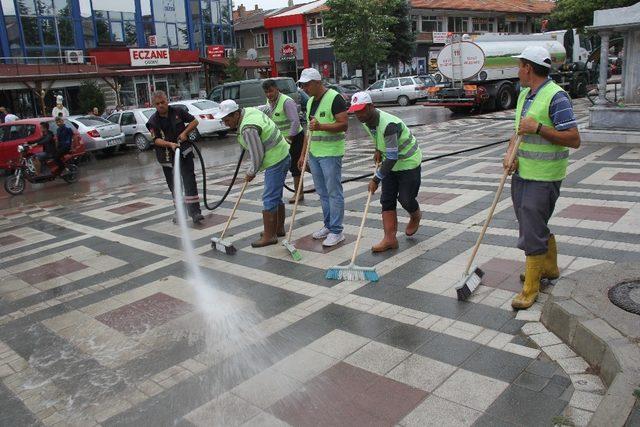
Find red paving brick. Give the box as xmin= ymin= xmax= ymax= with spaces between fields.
xmin=17 ymin=258 xmax=87 ymax=285
xmin=611 ymin=172 xmax=640 ymax=182
xmin=417 ymin=192 xmax=458 ymax=206
xmin=96 ymin=292 xmax=193 ymax=335
xmin=108 ymin=202 xmax=154 ymax=215
xmin=0 ymin=234 xmax=23 ymax=246
xmin=269 ymin=363 xmax=404 ymax=427
xmin=292 ymin=234 xmax=356 ymax=254
xmin=191 ymin=213 xmax=234 ymax=230
xmin=480 ymin=258 xmax=525 ymax=292
xmin=558 ymin=204 xmax=628 ymax=223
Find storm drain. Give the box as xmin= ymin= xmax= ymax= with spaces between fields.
xmin=608 ymin=281 xmax=640 ymax=315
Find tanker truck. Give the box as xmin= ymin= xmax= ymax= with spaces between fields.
xmin=425 ymin=29 xmax=595 ymax=113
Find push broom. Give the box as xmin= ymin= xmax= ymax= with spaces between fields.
xmin=282 ymin=129 xmax=312 ymax=261
xmin=326 ymin=164 xmax=379 ymax=282
xmin=455 ymin=135 xmax=523 ymax=301
xmin=211 ymin=179 xmax=249 ymax=255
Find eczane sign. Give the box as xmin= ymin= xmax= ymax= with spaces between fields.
xmin=130 ymin=49 xmax=170 ymax=67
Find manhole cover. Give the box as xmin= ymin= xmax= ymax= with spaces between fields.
xmin=608 ymin=281 xmax=640 ymax=315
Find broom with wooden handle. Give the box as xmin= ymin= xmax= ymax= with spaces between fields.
xmin=455 ymin=135 xmax=523 ymax=300
xmin=210 ymin=179 xmax=249 ymax=255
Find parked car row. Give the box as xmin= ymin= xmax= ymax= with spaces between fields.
xmin=364 ymin=75 xmax=437 ymax=106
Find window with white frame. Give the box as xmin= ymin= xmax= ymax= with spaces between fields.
xmin=282 ymin=29 xmax=297 ymax=44
xmin=309 ymin=17 xmax=324 ymax=38
xmin=255 ymin=32 xmax=269 ymax=48
xmin=421 ymin=16 xmax=444 ymax=32
xmin=471 ymin=17 xmax=495 ymax=33
xmin=447 ymin=16 xmax=468 ymax=33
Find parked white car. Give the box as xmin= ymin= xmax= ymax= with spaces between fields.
xmin=168 ymin=99 xmax=229 ymax=141
xmin=365 ymin=76 xmax=429 ymax=106
xmin=67 ymin=115 xmax=125 ymax=153
xmin=106 ymin=108 xmax=155 ymax=151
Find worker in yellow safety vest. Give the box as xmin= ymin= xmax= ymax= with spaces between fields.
xmin=504 ymin=46 xmax=581 ymax=310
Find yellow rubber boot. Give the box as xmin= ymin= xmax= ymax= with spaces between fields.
xmin=520 ymin=234 xmax=560 ymax=282
xmin=512 ymin=254 xmax=545 ymax=310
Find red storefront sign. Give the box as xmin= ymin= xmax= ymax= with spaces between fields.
xmin=206 ymin=45 xmax=225 ymax=59
xmin=129 ymin=48 xmax=170 ymax=66
xmin=280 ymin=44 xmax=296 ymax=61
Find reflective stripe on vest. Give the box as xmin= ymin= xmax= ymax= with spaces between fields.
xmin=237 ymin=107 xmax=290 ymax=171
xmin=268 ymin=93 xmax=303 ymax=135
xmin=514 ymin=80 xmax=569 ymax=182
xmin=517 ymin=149 xmax=569 ymax=160
xmin=306 ymin=89 xmax=345 ymax=157
xmin=363 ymin=110 xmax=422 ymax=171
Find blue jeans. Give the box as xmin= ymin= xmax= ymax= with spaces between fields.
xmin=263 ymin=155 xmax=291 ymax=212
xmin=308 ymin=154 xmax=344 ymax=234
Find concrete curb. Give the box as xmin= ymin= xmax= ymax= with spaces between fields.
xmin=541 ymin=262 xmax=640 ymax=426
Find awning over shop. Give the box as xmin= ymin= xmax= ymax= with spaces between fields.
xmin=103 ymin=64 xmax=203 ymax=77
xmin=0 ymin=62 xmax=106 ymax=83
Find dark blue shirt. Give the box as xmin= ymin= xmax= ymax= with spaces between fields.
xmin=56 ymin=125 xmax=73 ymax=151
xmin=521 ymin=78 xmax=577 ymax=131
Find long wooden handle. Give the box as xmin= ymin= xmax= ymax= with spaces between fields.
xmin=220 ymin=179 xmax=248 ymax=240
xmin=464 ymin=135 xmax=522 ymax=275
xmin=286 ymin=128 xmax=312 ymax=241
xmin=350 ymin=163 xmax=379 ymax=264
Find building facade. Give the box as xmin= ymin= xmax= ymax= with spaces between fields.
xmin=0 ymin=0 xmax=234 ymax=116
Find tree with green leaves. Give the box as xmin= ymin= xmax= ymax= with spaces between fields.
xmin=78 ymin=81 xmax=106 ymax=115
xmin=324 ymin=0 xmax=397 ymax=87
xmin=386 ymin=0 xmax=416 ymax=75
xmin=225 ymin=54 xmax=245 ymax=82
xmin=549 ymin=0 xmax=638 ymax=31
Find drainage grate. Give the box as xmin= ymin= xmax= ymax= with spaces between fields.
xmin=608 ymin=281 xmax=640 ymax=315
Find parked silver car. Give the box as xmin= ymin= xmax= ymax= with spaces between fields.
xmin=67 ymin=115 xmax=125 ymax=153
xmin=365 ymin=76 xmax=428 ymax=106
xmin=106 ymin=108 xmax=155 ymax=151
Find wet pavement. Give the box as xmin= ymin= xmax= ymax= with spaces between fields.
xmin=1 ymin=99 xmax=637 ymax=426
xmin=0 ymin=105 xmax=451 ymax=209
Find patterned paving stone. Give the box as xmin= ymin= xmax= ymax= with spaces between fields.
xmin=16 ymin=258 xmax=87 ymax=285
xmin=291 ymin=233 xmax=356 ymax=253
xmin=0 ymin=99 xmax=629 ymax=426
xmin=108 ymin=201 xmax=154 ymax=215
xmin=558 ymin=204 xmax=629 ymax=223
xmin=96 ymin=292 xmax=193 ymax=335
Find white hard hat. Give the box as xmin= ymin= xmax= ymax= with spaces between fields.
xmin=215 ymin=99 xmax=240 ymax=119
xmin=512 ymin=46 xmax=552 ymax=68
xmin=347 ymin=91 xmax=373 ymax=113
xmin=298 ymin=68 xmax=322 ymax=84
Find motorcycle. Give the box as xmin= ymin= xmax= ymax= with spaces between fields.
xmin=4 ymin=144 xmax=80 ymax=195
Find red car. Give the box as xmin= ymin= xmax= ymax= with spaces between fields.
xmin=0 ymin=117 xmax=85 ymax=171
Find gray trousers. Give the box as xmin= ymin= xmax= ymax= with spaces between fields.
xmin=511 ymin=173 xmax=562 ymax=256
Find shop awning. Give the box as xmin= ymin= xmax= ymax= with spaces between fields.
xmin=0 ymin=63 xmax=107 ymax=82
xmin=200 ymin=57 xmax=270 ymax=69
xmin=103 ymin=64 xmax=203 ymax=77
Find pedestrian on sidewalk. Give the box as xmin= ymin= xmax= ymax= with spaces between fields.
xmin=349 ymin=92 xmax=423 ymax=252
xmin=262 ymin=79 xmax=306 ymax=204
xmin=504 ymin=46 xmax=581 ymax=310
xmin=3 ymin=108 xmax=19 ymax=123
xmin=216 ymin=99 xmax=291 ymax=248
xmin=298 ymin=68 xmax=348 ymax=247
xmin=145 ymin=90 xmax=204 ymax=225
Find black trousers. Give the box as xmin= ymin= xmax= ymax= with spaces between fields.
xmin=380 ymin=165 xmax=421 ymax=213
xmin=288 ymin=130 xmax=304 ymax=177
xmin=162 ymin=153 xmax=201 ymax=217
xmin=511 ymin=173 xmax=561 ymax=256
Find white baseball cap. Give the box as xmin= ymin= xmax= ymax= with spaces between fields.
xmin=347 ymin=91 xmax=373 ymax=113
xmin=215 ymin=99 xmax=240 ymax=119
xmin=56 ymin=95 xmax=63 ymax=103
xmin=298 ymin=68 xmax=322 ymax=84
xmin=512 ymin=46 xmax=552 ymax=68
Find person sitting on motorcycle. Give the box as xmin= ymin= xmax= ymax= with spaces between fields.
xmin=31 ymin=122 xmax=56 ymax=175
xmin=54 ymin=116 xmax=73 ymax=175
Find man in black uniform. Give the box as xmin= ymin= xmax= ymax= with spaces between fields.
xmin=146 ymin=91 xmax=204 ymax=224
